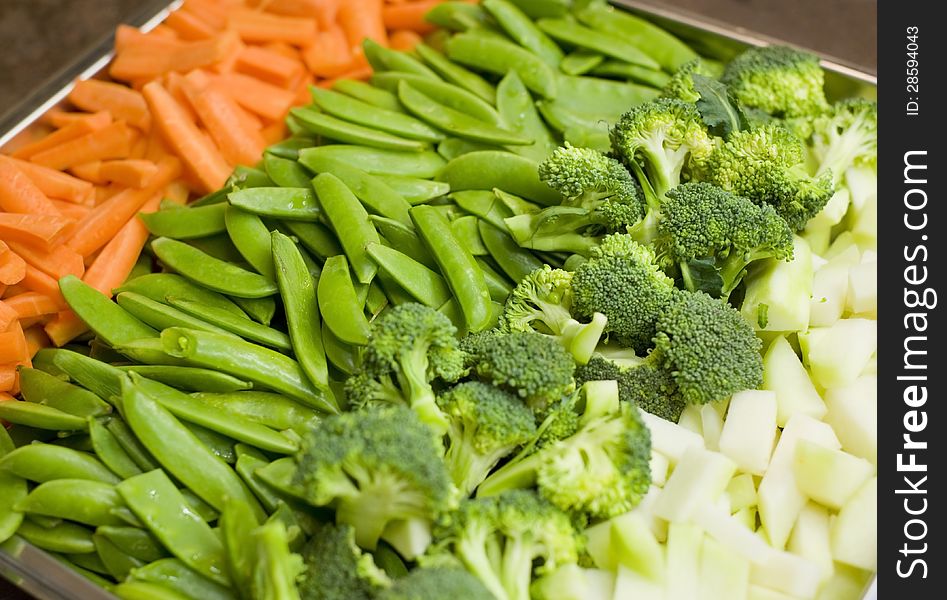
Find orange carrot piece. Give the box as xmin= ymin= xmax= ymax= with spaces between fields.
xmin=11 ymin=111 xmax=112 ymax=159
xmin=23 ymin=326 xmax=51 ymax=358
xmin=110 ymin=31 xmax=239 ymax=81
xmin=338 ymin=0 xmax=388 ymax=52
xmin=236 ymin=45 xmax=305 ymax=87
xmin=164 ymin=72 xmax=202 ymax=125
xmin=261 ymin=121 xmax=288 ymax=145
xmin=6 ymin=241 xmax=84 ymax=280
xmin=262 ymin=41 xmax=301 ymax=61
xmin=41 ymin=109 xmax=111 ymax=129
xmin=316 ymin=64 xmax=374 ymax=89
xmin=3 ymin=292 xmax=59 ymax=320
xmin=66 ymin=156 xmax=181 ymax=257
xmin=98 ymin=159 xmax=160 ymax=188
xmin=164 ymin=180 xmax=191 ymax=205
xmin=82 ymin=193 xmax=161 ymax=296
xmin=0 ymin=159 xmax=61 ymax=216
xmin=211 ymin=73 xmax=296 ymax=120
xmin=301 ymin=27 xmax=355 ymax=78
xmin=182 ymin=72 xmax=267 ymax=167
xmin=2 ymin=156 xmax=94 ymax=204
xmin=30 ymin=120 xmax=133 ymax=170
xmin=293 ymin=72 xmax=316 ymax=106
xmin=181 ymin=0 xmax=229 ymax=31
xmin=143 ymin=81 xmax=229 ymax=193
xmin=0 ymin=301 xmax=15 ymax=331
xmin=51 ymin=199 xmax=92 ymax=220
xmin=227 ymin=9 xmax=318 ymax=46
xmin=0 ymin=321 xmax=28 ymax=364
xmin=0 ymin=214 xmax=74 ymax=249
xmin=250 ymin=0 xmax=340 ymax=29
xmin=382 ymin=1 xmax=441 ymax=34
xmin=70 ymin=161 xmax=106 ymax=184
xmin=44 ymin=310 xmax=88 ymax=348
xmin=69 ymin=79 xmax=152 ymax=131
xmin=389 ymin=29 xmax=424 ymax=50
xmin=19 ymin=265 xmax=64 ymax=308
xmin=0 ymin=242 xmax=27 ymax=286
xmin=0 ymin=372 xmax=16 ymax=393
xmin=165 ymin=8 xmax=218 ymax=40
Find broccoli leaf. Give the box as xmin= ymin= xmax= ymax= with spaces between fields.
xmin=692 ymin=74 xmax=748 ymax=139
xmin=679 ymin=257 xmax=725 ymax=298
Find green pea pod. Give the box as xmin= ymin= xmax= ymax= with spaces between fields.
xmin=376 ymin=270 xmax=417 ymax=307
xmin=476 ymin=257 xmax=515 ymax=303
xmin=262 ymin=153 xmax=312 ymax=188
xmin=60 ymin=275 xmax=157 ymax=347
xmin=139 ymin=204 xmax=227 ymax=240
xmin=317 ymin=255 xmax=371 ymax=346
xmin=0 ymin=401 xmax=87 ymax=431
xmin=106 ymin=419 xmax=160 ymax=472
xmin=562 ymin=124 xmax=610 ymax=154
xmin=506 ymin=0 xmax=568 ymax=18
xmin=19 ymin=368 xmax=111 ymax=418
xmin=0 ymin=444 xmax=120 ymax=484
xmin=436 ymin=137 xmax=500 ymax=161
xmin=17 ymin=520 xmax=95 ymax=554
xmin=166 ymin=298 xmax=291 ymax=351
xmin=362 ymin=38 xmax=440 ymax=79
xmin=496 ymin=72 xmax=558 ymax=163
xmin=160 ymin=328 xmax=337 ymax=414
xmin=300 ymin=154 xmax=413 ymax=226
xmin=151 ymin=237 xmax=277 ymax=299
xmin=97 ymin=526 xmax=168 ymax=563
xmin=250 ymin=521 xmax=303 ymax=600
xmin=445 ymin=33 xmax=558 ymax=98
xmin=321 ymin=321 xmax=357 ymax=376
xmin=89 ymin=417 xmax=142 ymax=479
xmin=191 ymin=392 xmax=320 ymax=435
xmin=224 ymin=206 xmax=277 ymax=281
xmin=591 ymin=60 xmax=671 ymax=88
xmin=280 ymin=220 xmax=341 ymax=260
xmin=183 ymin=234 xmax=245 ymax=264
xmin=554 ymin=75 xmax=659 ymax=122
xmin=94 ymin=533 xmax=146 ymax=580
xmin=310 ymin=87 xmax=443 ymax=142
xmin=254 ymin=457 xmax=308 ymax=502
xmin=113 ymin=582 xmax=193 ymax=600
xmin=228 ymin=166 xmax=275 ymax=189
xmin=117 ymin=366 xmax=253 ymax=394
xmin=114 ymin=274 xmax=246 ymax=320
xmin=371 ymin=73 xmax=502 ymax=126
xmin=64 ymin=551 xmax=111 ymax=577
xmin=536 ymin=18 xmax=660 ymax=69
xmin=186 ymin=423 xmax=236 ymax=464
xmin=116 ymin=292 xmax=236 ymax=338
xmin=451 ymin=190 xmax=512 ymax=230
xmin=366 ymin=242 xmax=453 ymax=308
xmin=332 ymin=79 xmax=403 ymax=112
xmin=131 ymin=559 xmax=236 ymax=600
xmin=375 ymin=174 xmax=450 ymax=205
xmin=234 ymin=445 xmax=281 ymax=513
xmin=189 ymin=186 xmax=230 ymax=208
xmin=450 ymin=215 xmax=489 ymax=256
xmin=437 ymin=298 xmax=467 ymax=336
xmin=411 ymin=205 xmax=492 ymax=332
xmin=425 ymin=1 xmax=495 ymax=31
xmin=560 ymin=50 xmax=605 ymax=76
xmin=298 ymin=145 xmax=446 ymax=179
xmin=220 ymin=499 xmax=259 ymax=595
xmin=14 ymin=479 xmax=125 ymax=527
xmin=483 ymin=0 xmax=563 ymax=67
xmin=370 ymin=216 xmax=438 ymax=270
xmin=114 ymin=338 xmax=189 ymax=368
xmin=227 ymin=187 xmax=322 ymax=222
xmin=440 ymin=152 xmax=559 ymax=205
xmin=51 ymin=434 xmax=95 ymax=453
xmin=0 ymin=428 xmax=26 ymax=544
xmin=494 ymin=188 xmax=542 ymax=216
xmin=121 ymin=375 xmax=264 ymax=522
xmin=110 ymin=505 xmax=145 ymax=528
xmin=313 ymin=172 xmax=381 ymax=284
xmin=264 ymin=136 xmax=316 ymax=161
xmin=478 ymin=220 xmax=545 ymax=283
xmin=291 ymin=107 xmax=430 ymax=152
xmin=229 ymin=296 xmax=276 ymax=326
xmin=365 ymin=281 xmax=389 ymax=319
xmin=414 ymin=43 xmax=497 ymax=103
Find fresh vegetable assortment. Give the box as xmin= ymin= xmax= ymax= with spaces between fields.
xmin=0 ymin=1 xmax=876 ymax=600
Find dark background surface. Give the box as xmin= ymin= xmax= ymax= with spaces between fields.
xmin=0 ymin=0 xmax=876 ymax=598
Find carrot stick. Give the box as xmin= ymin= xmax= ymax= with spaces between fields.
xmin=42 ymin=109 xmax=110 ymax=129
xmin=163 ymin=72 xmax=202 ymax=125
xmin=261 ymin=121 xmax=288 ymax=145
xmin=110 ymin=31 xmax=239 ymax=81
xmin=143 ymin=81 xmax=229 ymax=193
xmin=44 ymin=310 xmax=88 ymax=348
xmin=181 ymin=0 xmax=229 ymax=31
xmin=227 ymin=9 xmax=318 ymax=46
xmin=301 ymin=27 xmax=355 ymax=77
xmin=70 ymin=161 xmax=106 ymax=184
xmin=211 ymin=72 xmax=296 ymax=120
xmin=181 ymin=72 xmax=267 ymax=167
xmin=315 ymin=64 xmax=374 ymax=89
xmin=0 ymin=214 xmax=74 ymax=249
xmin=164 ymin=180 xmax=191 ymax=205
xmin=23 ymin=326 xmax=51 ymax=358
xmin=30 ymin=120 xmax=133 ymax=170
xmin=20 ymin=265 xmax=66 ymax=308
xmin=3 ymin=292 xmax=60 ymax=320
xmin=0 ymin=158 xmax=63 ymax=216
xmin=82 ymin=193 xmax=161 ymax=296
xmin=389 ymin=29 xmax=424 ymax=51
xmin=11 ymin=111 xmax=112 ymax=159
xmin=236 ymin=45 xmax=305 ymax=87
xmin=69 ymin=79 xmax=152 ymax=131
xmin=0 ymin=321 xmax=28 ymax=364
xmin=98 ymin=159 xmax=160 ymax=188
xmin=338 ymin=0 xmax=388 ymax=52
xmin=2 ymin=156 xmax=94 ymax=204
xmin=0 ymin=371 xmax=16 ymax=393
xmin=5 ymin=241 xmax=84 ymax=280
xmin=150 ymin=25 xmax=180 ymax=39
xmin=165 ymin=8 xmax=218 ymax=40
xmin=0 ymin=301 xmax=16 ymax=331
xmin=50 ymin=199 xmax=92 ymax=220
xmin=0 ymin=242 xmax=27 ymax=286
xmin=382 ymin=1 xmax=441 ymax=34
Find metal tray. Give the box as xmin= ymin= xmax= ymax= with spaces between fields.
xmin=0 ymin=2 xmax=878 ymax=599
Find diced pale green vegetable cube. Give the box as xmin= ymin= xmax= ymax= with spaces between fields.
xmin=719 ymin=390 xmax=778 ymax=475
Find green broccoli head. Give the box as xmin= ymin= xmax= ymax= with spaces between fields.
xmin=377 ymin=566 xmax=496 ymax=600
xmin=722 ymin=45 xmax=829 ymax=118
xmin=574 ymin=355 xmax=685 ymax=423
xmin=437 ymin=381 xmax=537 ymax=495
xmin=350 ymin=303 xmax=467 ymax=434
xmin=298 ymin=522 xmax=391 ymax=600
xmin=660 ymin=58 xmax=716 ymax=103
xmin=293 ymin=406 xmax=457 ymax=551
xmin=654 ymin=290 xmax=763 ymax=405
xmin=693 ymin=124 xmax=833 ymax=230
xmin=571 ymin=234 xmax=677 ymax=354
xmin=811 ymin=98 xmax=877 ymax=185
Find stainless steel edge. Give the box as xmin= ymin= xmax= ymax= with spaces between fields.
xmin=0 ymin=537 xmax=115 ymax=600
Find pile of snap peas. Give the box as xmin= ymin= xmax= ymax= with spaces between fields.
xmin=1 ymin=1 xmax=704 ymax=597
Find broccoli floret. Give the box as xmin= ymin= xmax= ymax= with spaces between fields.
xmin=498 ymin=265 xmax=607 ymax=364
xmin=811 ymin=98 xmax=877 ymax=187
xmin=722 ymin=45 xmax=829 ymax=119
xmin=345 ymin=303 xmax=467 ymax=435
xmin=293 ymin=406 xmax=457 ymax=551
xmin=656 ymin=182 xmax=794 ymax=298
xmin=660 ymin=58 xmax=717 ymax=103
xmin=692 ymin=124 xmax=833 ymax=230
xmin=298 ymin=522 xmax=391 ymax=600
xmin=571 ymin=234 xmax=677 ymax=354
xmin=377 ymin=566 xmax=496 ymax=600
xmin=464 ymin=330 xmax=576 ymax=417
xmin=653 ymin=290 xmax=763 ymax=405
xmin=505 ymin=145 xmax=644 ymax=255
xmin=437 ymin=381 xmax=537 ymax=495
xmin=430 ymin=490 xmax=580 ymax=600
xmin=574 ymin=355 xmax=685 ymax=423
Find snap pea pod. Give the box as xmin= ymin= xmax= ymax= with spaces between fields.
xmin=436 ymin=137 xmax=501 ymax=161
xmin=224 ymin=206 xmax=277 ymax=281
xmin=260 ymin=136 xmax=316 ymax=161
xmin=113 ymin=582 xmax=193 ymax=600
xmin=114 ymin=338 xmax=189 ymax=368
xmin=114 ymin=274 xmax=246 ymax=320
xmin=366 ymin=281 xmax=389 ymax=318
xmin=332 ymin=78 xmax=403 ymax=112
xmin=376 ymin=270 xmax=417 ymax=306
xmin=151 ymin=237 xmax=277 ymax=299
xmin=17 ymin=520 xmax=95 ymax=554
xmin=446 ymin=33 xmax=559 ymax=98
xmin=313 ymin=172 xmax=380 ymax=284
xmin=536 ymin=18 xmax=660 ymax=69
xmin=180 ymin=489 xmax=219 ymax=523
xmin=24 ymin=514 xmax=61 ymax=529
xmin=220 ymin=500 xmax=258 ymax=597
xmin=0 ymin=401 xmax=88 ymax=431
xmin=121 ymin=376 xmax=264 ymax=522
xmin=451 ymin=190 xmax=512 ymax=230
xmin=0 ymin=445 xmax=120 ymax=484
xmin=229 ymin=296 xmax=276 ymax=326
xmin=554 ymin=74 xmax=660 ymax=121
xmin=591 ymin=60 xmax=672 ymax=88
xmin=496 ymin=72 xmax=558 ymax=163
xmin=425 ymin=1 xmax=496 ymax=31
xmin=483 ymin=0 xmax=563 ymax=67
xmin=506 ymin=0 xmax=569 ymax=18
xmin=321 ymin=322 xmax=357 ymax=376
xmin=234 ymin=445 xmax=282 ymax=513
xmin=228 ymin=166 xmax=274 ymax=189
xmin=301 ymin=154 xmax=412 ymax=226
xmin=186 ymin=423 xmax=236 ymax=464
xmin=375 ymin=174 xmax=450 ymax=205
xmin=166 ymin=298 xmax=291 ymax=352
xmin=117 ymin=469 xmax=230 ymax=586
xmin=14 ymin=479 xmax=125 ymax=527
xmin=64 ymin=551 xmax=111 ymax=577
xmin=298 ymin=145 xmax=446 ymax=179
xmin=131 ymin=559 xmax=236 ymax=600
xmin=317 ymin=255 xmax=371 ymax=346
xmin=227 ymin=187 xmax=322 ymax=222
xmin=254 ymin=458 xmax=307 ymax=501
xmin=366 ymin=242 xmax=453 ymax=308
xmin=139 ymin=204 xmax=227 ymax=240
xmin=310 ymin=87 xmax=443 ymax=142
xmin=0 ymin=427 xmax=26 ymax=544
xmin=494 ymin=188 xmax=542 ymax=216
xmin=563 ymin=124 xmax=611 ymax=154
xmin=272 ymin=232 xmax=329 ymax=389
xmin=476 ymin=257 xmax=515 ymax=303
xmin=560 ymin=50 xmax=605 ymax=76
xmin=60 ymin=275 xmax=157 ymax=347
xmin=280 ymin=220 xmax=341 ymax=260
xmin=94 ymin=533 xmax=146 ymax=580
xmin=450 ymin=215 xmax=489 ymax=256
xmin=183 ymin=233 xmax=245 ymax=264
xmin=250 ymin=521 xmax=302 ymax=600
xmin=117 ymin=366 xmax=254 ymax=394
xmin=106 ymin=419 xmax=160 ymax=472
xmin=116 ymin=292 xmax=235 ymax=338
xmin=362 ymin=38 xmax=439 ymax=79
xmin=51 ymin=434 xmax=95 ymax=453
xmin=191 ymin=392 xmax=319 ymax=435
xmin=411 ymin=205 xmax=492 ymax=332
xmin=160 ymin=328 xmax=337 ymax=414
xmin=478 ymin=220 xmax=545 ymax=283
xmin=110 ymin=506 xmax=145 ymax=529
xmin=262 ymin=153 xmax=312 ymax=188
xmin=89 ymin=418 xmax=142 ymax=479
xmin=371 ymin=72 xmax=503 ymax=126
xmin=19 ymin=367 xmax=111 ymax=418
xmin=370 ymin=216 xmax=438 ymax=270
xmin=440 ymin=151 xmax=560 ymax=205
xmin=413 ymin=43 xmax=497 ymax=103
xmin=291 ymin=107 xmax=430 ymax=152
xmin=97 ymin=526 xmax=168 ymax=563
